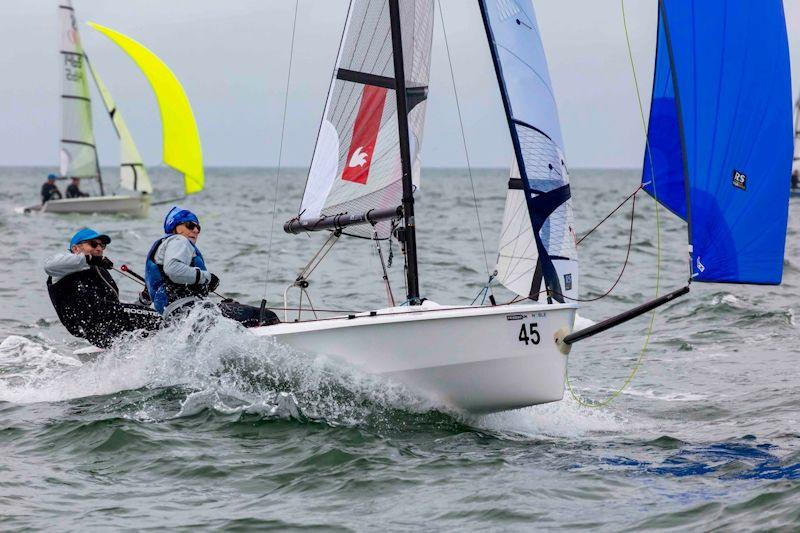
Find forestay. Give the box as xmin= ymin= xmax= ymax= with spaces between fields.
xmin=642 ymin=0 xmax=792 ymax=284
xmin=89 ymin=22 xmax=204 ymax=196
xmin=298 ymin=0 xmax=434 ymax=238
xmin=481 ymin=0 xmax=578 ymax=303
xmin=59 ymin=0 xmax=101 ymax=181
xmin=88 ymin=61 xmax=153 ymax=194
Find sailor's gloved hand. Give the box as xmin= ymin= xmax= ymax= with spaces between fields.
xmin=208 ymin=273 xmax=220 ymax=293
xmin=138 ymin=288 xmax=152 ymax=306
xmin=87 ymin=255 xmax=113 ymax=269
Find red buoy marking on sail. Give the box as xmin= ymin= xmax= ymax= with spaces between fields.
xmin=342 ymin=85 xmax=387 ymax=185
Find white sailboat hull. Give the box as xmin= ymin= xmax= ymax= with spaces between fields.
xmin=38 ymin=194 xmax=150 ymax=217
xmin=251 ymin=301 xmax=577 ymax=414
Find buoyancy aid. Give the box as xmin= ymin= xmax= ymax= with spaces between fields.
xmin=145 ymin=236 xmax=209 ymax=314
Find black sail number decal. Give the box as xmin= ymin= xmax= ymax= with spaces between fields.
xmin=518 ymin=322 xmax=540 ymax=346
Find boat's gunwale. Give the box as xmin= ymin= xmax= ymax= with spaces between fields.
xmin=252 ymin=300 xmax=578 ymax=336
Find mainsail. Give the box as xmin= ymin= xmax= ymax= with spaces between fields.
xmin=480 ymin=0 xmax=578 ymax=303
xmin=87 ymin=60 xmax=153 ymax=194
xmin=88 ymin=22 xmax=204 ymax=195
xmin=59 ymin=1 xmax=102 ymax=187
xmin=297 ymin=0 xmax=434 ymax=238
xmin=642 ymin=0 xmax=792 ymax=284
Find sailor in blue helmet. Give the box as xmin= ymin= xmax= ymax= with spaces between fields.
xmin=41 ymin=174 xmax=63 ymax=204
xmin=145 ymin=206 xmax=216 ymax=315
xmin=44 ymin=228 xmax=162 ymax=348
xmin=145 ymin=206 xmax=278 ymax=326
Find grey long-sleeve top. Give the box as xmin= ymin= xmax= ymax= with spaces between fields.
xmin=44 ymin=252 xmax=89 ymax=283
xmin=153 ymin=235 xmax=211 ymax=286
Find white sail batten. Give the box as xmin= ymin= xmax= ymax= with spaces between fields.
xmin=59 ymin=0 xmax=100 ymax=180
xmin=483 ymin=0 xmax=578 ymax=302
xmin=88 ymin=61 xmax=153 ymax=194
xmin=299 ymin=0 xmax=434 ymax=238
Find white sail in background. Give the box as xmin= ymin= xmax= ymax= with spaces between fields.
xmin=484 ymin=0 xmax=578 ymax=302
xmin=88 ymin=60 xmax=153 ymax=193
xmin=59 ymin=0 xmax=100 ymax=180
xmin=793 ymin=93 xmax=800 ymax=177
xmin=300 ymin=0 xmax=434 ymax=238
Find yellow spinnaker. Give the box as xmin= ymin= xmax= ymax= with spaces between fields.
xmin=88 ymin=22 xmax=203 ymax=194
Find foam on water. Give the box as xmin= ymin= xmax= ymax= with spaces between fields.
xmin=0 ymin=306 xmax=623 ymax=438
xmin=469 ymin=394 xmax=628 ymax=439
xmin=0 ymin=306 xmax=438 ymax=426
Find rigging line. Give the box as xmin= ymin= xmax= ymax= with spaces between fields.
xmin=576 ymin=183 xmax=642 ymax=245
xmin=501 ymin=191 xmax=632 ymax=304
xmin=565 ymin=0 xmax=664 ymax=408
xmin=554 ymin=191 xmax=637 ymax=303
xmin=263 ymin=0 xmax=300 ymax=301
xmin=500 ymin=186 xmax=640 ymax=304
xmin=437 ymin=0 xmax=492 ymax=280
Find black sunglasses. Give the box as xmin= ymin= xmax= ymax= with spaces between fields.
xmin=84 ymin=239 xmax=107 ymax=249
xmin=183 ymin=221 xmax=201 ymax=231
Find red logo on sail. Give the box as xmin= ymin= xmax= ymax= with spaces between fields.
xmin=342 ymin=85 xmax=387 ymax=185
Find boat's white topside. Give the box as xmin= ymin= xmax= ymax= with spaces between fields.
xmin=36 ymin=194 xmax=150 ymax=217
xmin=251 ymin=300 xmax=578 ymax=413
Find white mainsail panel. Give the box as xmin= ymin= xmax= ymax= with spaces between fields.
xmin=59 ymin=0 xmax=100 ymax=180
xmin=299 ymin=0 xmax=434 ymax=238
xmin=88 ymin=61 xmax=152 ymax=193
xmin=484 ymin=0 xmax=577 ymax=302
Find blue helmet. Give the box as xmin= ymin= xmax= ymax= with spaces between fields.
xmin=69 ymin=227 xmax=111 ymax=251
xmin=47 ymin=174 xmax=57 ymax=181
xmin=163 ymin=206 xmax=200 ymax=234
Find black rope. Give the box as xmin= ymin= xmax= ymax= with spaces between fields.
xmin=505 ymin=186 xmax=641 ymax=305
xmin=576 ymin=184 xmax=642 ymax=245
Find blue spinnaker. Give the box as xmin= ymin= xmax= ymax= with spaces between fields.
xmin=642 ymin=0 xmax=792 ymax=284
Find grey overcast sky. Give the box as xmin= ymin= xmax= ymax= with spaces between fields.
xmin=1 ymin=1 xmax=798 ymax=169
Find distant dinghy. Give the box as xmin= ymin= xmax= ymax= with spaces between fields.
xmin=36 ymin=3 xmax=203 ymax=217
xmin=36 ymin=0 xmax=151 ymax=216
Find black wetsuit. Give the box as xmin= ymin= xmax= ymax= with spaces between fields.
xmin=66 ymin=184 xmax=88 ymax=198
xmin=47 ymin=266 xmax=162 ymax=348
xmin=41 ymin=182 xmax=62 ymax=203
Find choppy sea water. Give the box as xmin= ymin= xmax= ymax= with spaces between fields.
xmin=1 ymin=166 xmax=799 ymax=530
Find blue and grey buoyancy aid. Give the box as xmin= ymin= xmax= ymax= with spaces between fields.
xmin=145 ymin=236 xmax=208 ymax=313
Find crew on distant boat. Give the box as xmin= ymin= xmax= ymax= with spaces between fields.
xmin=792 ymin=169 xmax=799 ymax=190
xmin=44 ymin=227 xmax=162 ymax=348
xmin=145 ymin=206 xmax=279 ymax=326
xmin=41 ymin=174 xmax=63 ymax=204
xmin=66 ymin=177 xmax=90 ymax=198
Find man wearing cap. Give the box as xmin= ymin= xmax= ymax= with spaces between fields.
xmin=146 ymin=206 xmax=278 ymax=326
xmin=44 ymin=228 xmax=162 ymax=348
xmin=41 ymin=174 xmax=63 ymax=204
